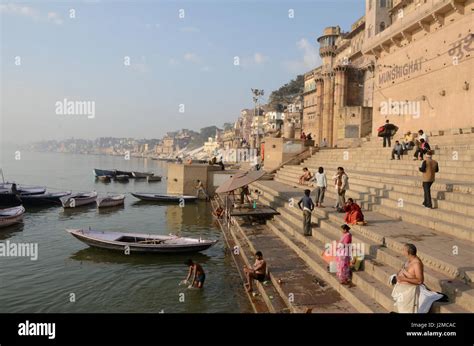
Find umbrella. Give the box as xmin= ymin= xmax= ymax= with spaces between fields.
xmin=215 ymin=170 xmax=266 ymax=194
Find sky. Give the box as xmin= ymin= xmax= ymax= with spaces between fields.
xmin=0 ymin=0 xmax=365 ymax=143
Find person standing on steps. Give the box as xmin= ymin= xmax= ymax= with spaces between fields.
xmin=297 ymin=189 xmax=315 ymax=236
xmin=333 ymin=167 xmax=349 ymax=212
xmin=379 ymin=119 xmax=398 ymax=148
xmin=419 ymin=151 xmax=439 ymax=209
xmin=312 ymin=166 xmax=327 ymax=208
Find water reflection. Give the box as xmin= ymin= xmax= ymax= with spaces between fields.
xmin=0 ymin=223 xmax=25 ymax=240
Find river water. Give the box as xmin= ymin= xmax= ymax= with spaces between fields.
xmin=0 ymin=151 xmax=251 ymax=313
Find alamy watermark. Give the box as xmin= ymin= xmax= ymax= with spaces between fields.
xmin=0 ymin=241 xmax=38 ymax=261
xmin=380 ymin=98 xmax=420 ymax=119
xmin=55 ymin=98 xmax=95 ymax=119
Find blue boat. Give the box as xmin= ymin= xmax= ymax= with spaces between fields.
xmin=93 ymin=168 xmax=116 ymax=177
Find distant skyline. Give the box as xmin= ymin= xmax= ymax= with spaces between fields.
xmin=1 ymin=0 xmax=365 ymax=144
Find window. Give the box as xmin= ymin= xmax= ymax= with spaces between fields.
xmin=380 ymin=0 xmax=386 ymax=8
xmin=380 ymin=21 xmax=386 ymax=32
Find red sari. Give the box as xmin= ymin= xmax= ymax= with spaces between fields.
xmin=336 ymin=232 xmax=352 ymax=284
xmin=344 ymin=203 xmax=364 ymax=225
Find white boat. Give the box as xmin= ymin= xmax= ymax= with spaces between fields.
xmin=61 ymin=192 xmax=98 ymax=208
xmin=0 ymin=205 xmax=25 ymax=228
xmin=96 ymin=194 xmax=125 ymax=208
xmin=66 ymin=228 xmax=217 ymax=253
xmin=132 ymin=171 xmax=154 ymax=179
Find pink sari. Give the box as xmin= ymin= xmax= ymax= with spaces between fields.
xmin=336 ymin=232 xmax=352 ymax=283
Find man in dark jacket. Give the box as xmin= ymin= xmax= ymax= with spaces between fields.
xmin=419 ymin=151 xmax=439 ymax=209
xmin=381 ymin=120 xmax=398 ymax=148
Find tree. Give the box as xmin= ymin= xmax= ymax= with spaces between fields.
xmin=268 ymin=75 xmax=304 ymax=111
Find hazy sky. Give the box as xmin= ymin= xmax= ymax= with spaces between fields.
xmin=0 ymin=0 xmax=364 ymax=144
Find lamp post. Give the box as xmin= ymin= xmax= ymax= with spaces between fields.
xmin=251 ymin=88 xmax=264 ymax=157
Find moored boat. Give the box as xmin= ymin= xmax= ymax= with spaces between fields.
xmin=66 ymin=228 xmax=217 ymax=253
xmin=114 ymin=175 xmax=129 ymax=183
xmin=0 ymin=183 xmax=46 ymax=195
xmin=96 ymin=194 xmax=126 ymax=208
xmin=93 ymin=168 xmax=116 ymax=177
xmin=132 ymin=171 xmax=154 ymax=179
xmin=61 ymin=192 xmax=98 ymax=208
xmin=97 ymin=175 xmax=112 ymax=183
xmin=0 ymin=205 xmax=26 ymax=228
xmin=147 ymin=176 xmax=162 ymax=182
xmin=116 ymin=170 xmax=133 ymax=178
xmin=131 ymin=193 xmax=197 ymax=202
xmin=19 ymin=191 xmax=72 ymax=206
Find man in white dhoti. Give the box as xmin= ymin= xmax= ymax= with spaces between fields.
xmin=391 ymin=244 xmax=424 ymax=313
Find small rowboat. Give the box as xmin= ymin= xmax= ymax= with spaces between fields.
xmin=114 ymin=175 xmax=129 ymax=183
xmin=61 ymin=192 xmax=98 ymax=208
xmin=0 ymin=183 xmax=46 ymax=195
xmin=131 ymin=193 xmax=197 ymax=202
xmin=19 ymin=191 xmax=72 ymax=206
xmin=66 ymin=228 xmax=217 ymax=253
xmin=147 ymin=176 xmax=162 ymax=182
xmin=96 ymin=194 xmax=125 ymax=208
xmin=97 ymin=175 xmax=112 ymax=183
xmin=132 ymin=171 xmax=154 ymax=179
xmin=0 ymin=205 xmax=25 ymax=228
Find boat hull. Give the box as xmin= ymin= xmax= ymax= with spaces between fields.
xmin=0 ymin=206 xmax=25 ymax=228
xmin=67 ymin=229 xmax=216 ymax=253
xmin=147 ymin=176 xmax=162 ymax=182
xmin=96 ymin=195 xmax=125 ymax=208
xmin=131 ymin=193 xmax=197 ymax=202
xmin=93 ymin=169 xmax=116 ymax=177
xmin=19 ymin=192 xmax=72 ymax=206
xmin=61 ymin=193 xmax=98 ymax=208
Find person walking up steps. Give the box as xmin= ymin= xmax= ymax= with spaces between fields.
xmin=419 ymin=151 xmax=439 ymax=209
xmin=298 ymin=189 xmax=315 ymax=236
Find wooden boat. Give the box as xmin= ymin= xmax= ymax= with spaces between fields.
xmin=116 ymin=170 xmax=134 ymax=178
xmin=97 ymin=175 xmax=112 ymax=183
xmin=131 ymin=193 xmax=197 ymax=202
xmin=0 ymin=183 xmax=46 ymax=195
xmin=147 ymin=175 xmax=162 ymax=182
xmin=19 ymin=191 xmax=72 ymax=206
xmin=114 ymin=175 xmax=129 ymax=182
xmin=96 ymin=194 xmax=125 ymax=208
xmin=0 ymin=205 xmax=25 ymax=228
xmin=132 ymin=171 xmax=154 ymax=179
xmin=66 ymin=228 xmax=217 ymax=253
xmin=61 ymin=192 xmax=98 ymax=208
xmin=0 ymin=191 xmax=21 ymax=206
xmin=93 ymin=168 xmax=116 ymax=177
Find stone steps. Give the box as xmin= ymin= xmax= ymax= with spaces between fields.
xmin=252 ymin=181 xmax=474 ymax=313
xmin=274 ymin=169 xmax=474 ymax=241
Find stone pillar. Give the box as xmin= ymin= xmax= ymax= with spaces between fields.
xmin=322 ymin=72 xmax=335 ymax=147
xmin=315 ymin=78 xmax=324 ymax=146
xmin=333 ymin=66 xmax=347 ymax=145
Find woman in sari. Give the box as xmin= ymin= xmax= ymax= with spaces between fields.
xmin=336 ymin=224 xmax=353 ymax=284
xmin=343 ymin=198 xmax=365 ymax=225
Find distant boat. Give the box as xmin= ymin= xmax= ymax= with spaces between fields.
xmin=0 ymin=183 xmax=46 ymax=195
xmin=19 ymin=191 xmax=72 ymax=206
xmin=147 ymin=176 xmax=162 ymax=182
xmin=93 ymin=168 xmax=116 ymax=177
xmin=97 ymin=175 xmax=112 ymax=183
xmin=114 ymin=175 xmax=129 ymax=183
xmin=61 ymin=192 xmax=98 ymax=208
xmin=0 ymin=205 xmax=25 ymax=228
xmin=66 ymin=228 xmax=217 ymax=253
xmin=116 ymin=170 xmax=134 ymax=178
xmin=131 ymin=193 xmax=197 ymax=202
xmin=131 ymin=171 xmax=154 ymax=179
xmin=96 ymin=194 xmax=125 ymax=208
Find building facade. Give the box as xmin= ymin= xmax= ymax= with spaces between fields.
xmin=363 ymin=0 xmax=474 ymax=136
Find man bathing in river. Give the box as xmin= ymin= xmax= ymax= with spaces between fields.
xmin=243 ymin=251 xmax=266 ymax=293
xmin=183 ymin=259 xmax=206 ymax=289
